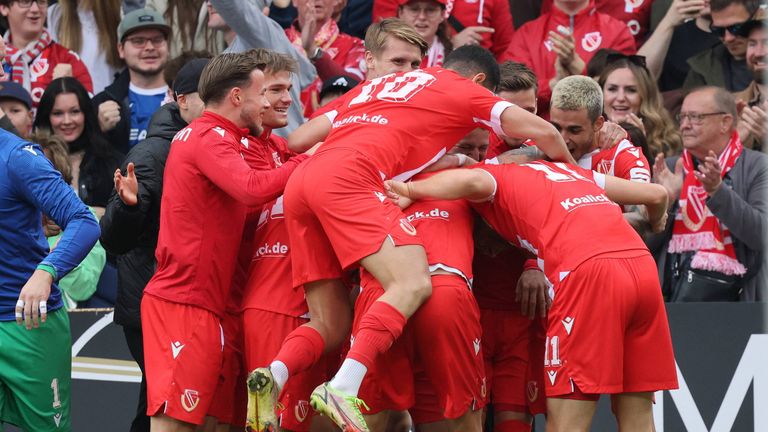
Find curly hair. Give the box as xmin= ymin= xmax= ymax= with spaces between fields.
xmin=599 ymin=59 xmax=682 ymax=156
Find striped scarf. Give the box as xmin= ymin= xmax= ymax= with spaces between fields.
xmin=668 ymin=131 xmax=746 ymax=276
xmin=4 ymin=29 xmax=53 ymax=92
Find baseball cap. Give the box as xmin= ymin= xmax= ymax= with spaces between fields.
xmin=319 ymin=75 xmax=359 ymax=101
xmin=0 ymin=81 xmax=32 ymax=110
xmin=173 ymin=58 xmax=210 ymax=96
xmin=117 ymin=8 xmax=171 ymax=42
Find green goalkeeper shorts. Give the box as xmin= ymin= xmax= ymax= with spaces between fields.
xmin=0 ymin=309 xmax=70 ymax=431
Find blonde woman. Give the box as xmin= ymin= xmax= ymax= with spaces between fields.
xmin=599 ymin=55 xmax=683 ymax=157
xmin=47 ymin=0 xmax=123 ymax=94
xmin=146 ymin=0 xmax=233 ymax=57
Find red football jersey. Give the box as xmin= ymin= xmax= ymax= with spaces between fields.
xmin=471 ymin=162 xmax=647 ymax=288
xmin=144 ymin=112 xmax=307 ymax=317
xmin=361 ymin=178 xmax=475 ymax=288
xmin=319 ymin=67 xmax=512 ymax=181
xmin=578 ymin=139 xmax=651 ymax=183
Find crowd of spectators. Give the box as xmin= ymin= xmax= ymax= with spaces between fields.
xmin=0 ymin=0 xmax=763 ymax=315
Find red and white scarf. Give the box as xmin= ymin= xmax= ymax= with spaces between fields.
xmin=424 ymin=36 xmax=445 ymax=67
xmin=668 ymin=131 xmax=747 ymax=276
xmin=4 ymin=29 xmax=53 ymax=92
xmin=286 ymin=19 xmax=340 ymax=58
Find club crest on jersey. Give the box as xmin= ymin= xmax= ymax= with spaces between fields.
xmin=295 ymin=400 xmax=310 ymax=422
xmin=181 ymin=389 xmax=200 ymax=412
xmin=399 ymin=218 xmax=417 ymax=236
xmin=581 ymin=32 xmax=603 ymax=52
xmin=527 ymin=381 xmax=539 ymax=402
xmin=31 ymin=58 xmax=49 ymax=81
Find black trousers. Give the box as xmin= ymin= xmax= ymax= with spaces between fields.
xmin=123 ymin=326 xmax=150 ymax=432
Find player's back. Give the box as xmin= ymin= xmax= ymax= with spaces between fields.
xmin=474 ymin=162 xmax=648 ymax=284
xmin=317 ymin=67 xmax=510 ymax=181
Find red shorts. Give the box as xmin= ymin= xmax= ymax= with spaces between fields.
xmin=544 ymin=252 xmax=678 ymax=397
xmin=480 ymin=308 xmax=546 ymax=416
xmin=356 ymin=275 xmax=486 ymax=423
xmin=208 ymin=311 xmax=247 ymax=426
xmin=284 ymin=148 xmax=423 ymax=288
xmin=141 ymin=294 xmax=224 ymax=425
xmin=242 ymin=309 xmax=332 ymax=432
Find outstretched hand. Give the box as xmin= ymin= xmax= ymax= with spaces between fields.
xmin=114 ymin=162 xmax=138 ymax=206
xmin=384 ymin=180 xmax=412 ymax=203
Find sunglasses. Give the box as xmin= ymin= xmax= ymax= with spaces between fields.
xmin=710 ymin=10 xmax=757 ymax=38
xmin=605 ymin=53 xmax=648 ymax=70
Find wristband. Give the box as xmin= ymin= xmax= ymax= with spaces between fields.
xmin=36 ymin=264 xmax=57 ymax=281
xmin=455 ymin=153 xmax=469 ymax=166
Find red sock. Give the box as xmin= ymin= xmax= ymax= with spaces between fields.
xmin=274 ymin=325 xmax=325 ymax=375
xmin=495 ymin=420 xmax=532 ymax=432
xmin=346 ymin=301 xmax=407 ymax=369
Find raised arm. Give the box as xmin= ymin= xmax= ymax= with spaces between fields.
xmin=499 ymin=105 xmax=576 ymax=165
xmin=385 ymin=168 xmax=496 ymax=203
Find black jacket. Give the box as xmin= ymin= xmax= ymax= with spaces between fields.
xmin=92 ymin=68 xmax=132 ymax=156
xmin=100 ymin=103 xmax=186 ymax=328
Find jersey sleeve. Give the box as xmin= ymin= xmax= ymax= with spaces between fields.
xmin=464 ymin=83 xmax=514 ymax=137
xmin=9 ymin=144 xmax=100 ymax=280
xmin=613 ymin=141 xmax=651 ymax=183
xmin=195 ymin=131 xmax=309 ymax=207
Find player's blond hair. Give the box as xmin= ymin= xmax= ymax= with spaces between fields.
xmin=551 ymin=75 xmax=603 ymax=122
xmin=245 ymin=48 xmax=298 ymax=75
xmin=365 ymin=18 xmax=428 ymax=58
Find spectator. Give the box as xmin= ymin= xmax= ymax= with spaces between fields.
xmin=638 ymin=0 xmax=719 ymax=91
xmin=0 ymin=0 xmax=93 ymax=107
xmin=585 ymin=47 xmax=620 ymax=79
xmin=100 ymin=57 xmax=208 ymax=432
xmin=318 ymin=74 xmax=358 ymax=107
xmin=652 ymin=86 xmax=768 ymax=301
xmin=34 ymin=77 xmax=122 ymax=213
xmin=338 ymin=0 xmax=373 ymax=39
xmin=0 ymin=80 xmax=33 ymax=138
xmin=161 ymin=50 xmax=213 ymax=104
xmin=93 ymin=8 xmax=171 ymax=155
xmin=502 ymin=0 xmax=636 ymax=117
xmin=47 ymin=0 xmax=123 ymax=94
xmin=734 ymin=5 xmax=766 ymax=151
xmin=397 ymin=0 xmax=453 ymax=67
xmin=0 ymin=123 xmax=99 ymax=432
xmin=285 ymin=0 xmax=365 ymax=116
xmin=209 ymin=0 xmax=318 ymax=136
xmin=542 ymin=0 xmax=654 ymax=45
xmin=598 ymin=54 xmax=683 ymax=156
xmin=146 ymin=0 xmax=232 ymax=57
xmin=38 ymin=132 xmax=106 ymax=309
xmin=683 ymin=0 xmax=760 ymax=91
xmin=374 ymin=0 xmax=515 ymax=60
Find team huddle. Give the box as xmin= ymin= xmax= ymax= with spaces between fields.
xmin=118 ymin=18 xmax=678 ymax=432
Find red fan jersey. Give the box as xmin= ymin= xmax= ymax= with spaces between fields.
xmin=501 ymin=0 xmax=635 ymax=118
xmin=542 ymin=0 xmax=652 ymax=45
xmin=144 ymin=113 xmax=306 ymax=317
xmin=471 ymin=161 xmax=647 ymax=288
xmin=319 ymin=67 xmax=512 ymax=181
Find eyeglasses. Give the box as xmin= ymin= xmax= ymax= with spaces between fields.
xmin=124 ymin=35 xmax=167 ymax=48
xmin=710 ymin=10 xmax=757 ymax=38
xmin=605 ymin=53 xmax=648 ymax=70
xmin=676 ymin=112 xmax=727 ymax=124
xmin=401 ymin=4 xmax=443 ymax=18
xmin=14 ymin=0 xmax=48 ymax=8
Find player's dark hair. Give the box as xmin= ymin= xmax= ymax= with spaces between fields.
xmin=498 ymin=61 xmax=538 ymax=94
xmin=710 ymin=0 xmax=759 ymax=14
xmin=199 ymin=52 xmax=267 ymax=105
xmin=443 ymin=45 xmax=500 ymax=91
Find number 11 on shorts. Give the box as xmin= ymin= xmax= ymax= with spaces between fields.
xmin=51 ymin=378 xmax=62 ymax=409
xmin=544 ymin=336 xmax=561 ymax=367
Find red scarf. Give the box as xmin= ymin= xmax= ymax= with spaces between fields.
xmin=4 ymin=29 xmax=53 ymax=93
xmin=668 ymin=131 xmax=746 ymax=276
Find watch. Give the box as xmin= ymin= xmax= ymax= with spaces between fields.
xmin=309 ymin=47 xmax=323 ymax=61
